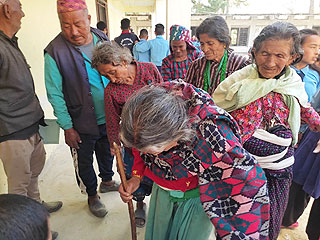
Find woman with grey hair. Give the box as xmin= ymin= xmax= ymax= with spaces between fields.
xmin=185 ymin=16 xmax=250 ymax=95
xmin=119 ymin=80 xmax=270 ymax=239
xmin=91 ymin=41 xmax=162 ymax=227
xmin=213 ymin=21 xmax=320 ymax=240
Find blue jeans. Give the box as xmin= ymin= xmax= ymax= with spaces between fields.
xmin=71 ymin=124 xmax=114 ymax=196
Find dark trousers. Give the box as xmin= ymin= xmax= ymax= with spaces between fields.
xmin=282 ymin=181 xmax=320 ymax=240
xmin=71 ymin=124 xmax=114 ymax=196
xmin=156 ymin=66 xmax=161 ymax=73
xmin=265 ymin=167 xmax=293 ymax=240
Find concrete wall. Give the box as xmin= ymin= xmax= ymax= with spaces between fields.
xmin=149 ymin=0 xmax=192 ymax=39
xmin=151 ymin=0 xmax=166 ymax=39
xmin=107 ymin=0 xmax=127 ymax=40
xmin=167 ymin=0 xmax=191 ymax=30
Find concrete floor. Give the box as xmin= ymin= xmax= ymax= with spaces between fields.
xmin=278 ymin=201 xmax=313 ymax=240
xmin=0 ymin=135 xmax=314 ymax=240
xmin=38 ymin=143 xmax=148 ymax=240
xmin=0 ymin=137 xmax=148 ymax=240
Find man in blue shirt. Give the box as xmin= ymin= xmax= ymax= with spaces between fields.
xmin=134 ymin=24 xmax=169 ymax=72
xmin=292 ymin=65 xmax=320 ymax=102
xmin=45 ymin=0 xmax=119 ymax=219
xmin=133 ymin=29 xmax=150 ymax=62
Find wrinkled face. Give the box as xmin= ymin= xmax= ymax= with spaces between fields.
xmin=6 ymin=0 xmax=25 ymax=34
xmin=97 ymin=62 xmax=129 ymax=84
xmin=59 ymin=9 xmax=91 ymax=46
xmin=199 ymin=33 xmax=225 ymax=62
xmin=171 ymin=40 xmax=187 ymax=59
xmin=253 ymin=39 xmax=295 ymax=79
xmin=301 ymin=35 xmax=320 ymax=65
xmin=142 ymin=141 xmax=179 ymax=156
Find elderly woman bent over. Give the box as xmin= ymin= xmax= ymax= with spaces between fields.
xmin=92 ymin=42 xmax=162 ymax=227
xmin=119 ymin=81 xmax=270 ymax=240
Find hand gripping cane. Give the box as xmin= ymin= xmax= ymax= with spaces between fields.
xmin=113 ymin=142 xmax=137 ymax=240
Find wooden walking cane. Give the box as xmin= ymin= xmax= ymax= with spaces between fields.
xmin=113 ymin=142 xmax=137 ymax=240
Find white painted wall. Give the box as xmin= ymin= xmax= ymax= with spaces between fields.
xmin=107 ymin=0 xmax=127 ymax=40
xmin=151 ymin=0 xmax=192 ymax=39
xmin=167 ymin=0 xmax=191 ymax=30
xmin=151 ymin=0 xmax=167 ymax=39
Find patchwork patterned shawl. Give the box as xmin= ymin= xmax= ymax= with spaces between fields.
xmin=140 ymin=81 xmax=270 ymax=239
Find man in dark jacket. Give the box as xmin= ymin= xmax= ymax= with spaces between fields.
xmin=114 ymin=18 xmax=138 ymax=54
xmin=45 ymin=0 xmax=118 ymax=218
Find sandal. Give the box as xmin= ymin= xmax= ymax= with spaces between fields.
xmin=281 ymin=222 xmax=299 ymax=229
xmin=99 ymin=181 xmax=120 ymax=193
xmin=134 ymin=203 xmax=146 ymax=228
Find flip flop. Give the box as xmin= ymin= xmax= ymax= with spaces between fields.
xmin=134 ymin=203 xmax=146 ymax=228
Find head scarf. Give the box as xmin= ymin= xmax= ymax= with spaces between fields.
xmin=57 ymin=0 xmax=87 ymax=13
xmin=169 ymin=25 xmax=195 ymax=50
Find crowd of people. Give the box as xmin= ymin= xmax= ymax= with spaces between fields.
xmin=1 ymin=0 xmax=320 ymax=240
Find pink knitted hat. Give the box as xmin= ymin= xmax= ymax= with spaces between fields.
xmin=57 ymin=0 xmax=87 ymax=13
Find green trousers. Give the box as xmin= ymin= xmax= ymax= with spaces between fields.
xmin=145 ymin=184 xmax=214 ymax=240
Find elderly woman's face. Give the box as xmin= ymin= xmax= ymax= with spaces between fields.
xmin=253 ymin=39 xmax=295 ymax=79
xmin=199 ymin=33 xmax=225 ymax=62
xmin=171 ymin=40 xmax=187 ymax=60
xmin=97 ymin=61 xmax=129 ymax=84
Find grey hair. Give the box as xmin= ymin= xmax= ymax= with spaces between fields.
xmin=196 ymin=16 xmax=231 ymax=48
xmin=91 ymin=41 xmax=132 ymax=69
xmin=252 ymin=21 xmax=302 ymax=58
xmin=120 ymin=85 xmax=195 ymax=151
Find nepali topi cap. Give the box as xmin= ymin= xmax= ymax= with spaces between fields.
xmin=57 ymin=0 xmax=87 ymax=13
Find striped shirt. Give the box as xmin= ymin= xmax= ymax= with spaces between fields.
xmin=185 ymin=49 xmax=250 ymax=95
xmin=161 ymin=50 xmax=203 ymax=81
